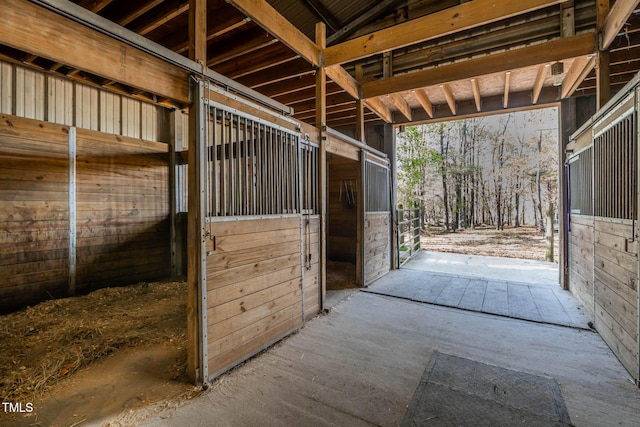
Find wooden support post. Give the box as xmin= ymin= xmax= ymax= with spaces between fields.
xmin=187 ymin=0 xmax=207 ymax=386
xmin=558 ymin=98 xmax=575 ymax=290
xmin=597 ymin=0 xmax=611 ymax=109
xmin=384 ymin=123 xmax=398 ymax=269
xmin=356 ymin=99 xmax=365 ymax=142
xmin=316 ymin=22 xmax=328 ymax=309
xmin=357 ymin=150 xmax=366 ymax=286
xmin=68 ymin=127 xmax=77 ymax=296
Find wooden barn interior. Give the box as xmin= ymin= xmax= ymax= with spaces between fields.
xmin=1 ymin=0 xmax=640 ymax=393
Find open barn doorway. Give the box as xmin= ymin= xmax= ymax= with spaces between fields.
xmin=326 ymin=153 xmax=361 ymax=301
xmin=396 ymin=108 xmax=561 ymax=270
xmin=373 ymin=108 xmax=578 ymax=327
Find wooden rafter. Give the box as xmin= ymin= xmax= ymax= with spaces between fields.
xmin=326 ymin=0 xmax=399 ymax=45
xmin=389 ymin=93 xmax=412 ymax=121
xmin=77 ymin=0 xmax=113 ymax=13
xmin=324 ymin=0 xmax=567 ymax=66
xmin=601 ymin=0 xmax=640 ymax=50
xmin=414 ymin=89 xmax=433 ymax=118
xmin=227 ymin=0 xmax=320 ymax=67
xmin=441 ymin=83 xmax=456 ymax=115
xmin=207 ymin=27 xmax=276 ymax=67
xmin=364 ymin=97 xmax=392 ymax=123
xmin=303 ymin=0 xmax=341 ymax=33
xmin=116 ymin=0 xmax=164 ymax=26
xmin=532 ymin=64 xmax=548 ymax=104
xmin=325 ymin=65 xmax=361 ymax=99
xmin=471 ymin=78 xmax=481 ymax=112
xmin=362 ymin=33 xmax=596 ymax=98
xmin=503 ymin=71 xmax=511 ymax=109
xmin=133 ymin=1 xmax=189 ymax=36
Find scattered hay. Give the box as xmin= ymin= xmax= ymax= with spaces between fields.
xmin=0 ymin=280 xmax=187 ymax=403
xmin=327 ymin=260 xmax=357 ymax=290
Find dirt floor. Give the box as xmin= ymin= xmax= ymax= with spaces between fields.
xmin=421 ymin=225 xmax=559 ymax=262
xmin=326 ymin=260 xmax=358 ymax=290
xmin=0 ymin=280 xmax=196 ymax=427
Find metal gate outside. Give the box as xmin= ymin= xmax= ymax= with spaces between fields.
xmin=397 ymin=207 xmax=421 ymax=267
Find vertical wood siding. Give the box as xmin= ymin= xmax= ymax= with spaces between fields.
xmin=205 ymin=217 xmax=304 ymax=377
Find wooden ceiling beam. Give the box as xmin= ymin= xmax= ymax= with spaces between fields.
xmin=441 ymin=83 xmax=456 ymax=115
xmin=401 ymin=87 xmax=559 ymax=124
xmin=414 ymin=88 xmax=433 ymax=118
xmin=218 ymin=47 xmax=298 ymax=80
xmin=0 ymin=0 xmax=189 ymax=102
xmin=324 ymin=0 xmax=567 ymax=66
xmin=561 ymin=54 xmax=595 ymax=98
xmin=532 ymin=63 xmax=548 ymax=104
xmin=326 ymin=65 xmax=361 ymax=99
xmin=601 ymin=0 xmax=640 ymax=50
xmin=362 ymin=33 xmax=596 ymax=98
xmin=227 ymin=0 xmax=320 ymax=67
xmin=503 ymin=71 xmax=511 ymax=109
xmin=389 ymin=93 xmax=412 ymax=121
xmin=471 ymin=78 xmax=481 ymax=112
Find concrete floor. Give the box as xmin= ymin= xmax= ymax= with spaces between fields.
xmin=135 ymin=253 xmax=639 ymax=427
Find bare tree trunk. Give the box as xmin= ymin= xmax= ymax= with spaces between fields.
xmin=440 ymin=128 xmax=450 ymax=231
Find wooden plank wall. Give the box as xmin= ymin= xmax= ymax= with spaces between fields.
xmin=568 ymin=215 xmax=595 ymax=313
xmin=206 ymin=217 xmax=304 ymax=377
xmin=327 ymin=154 xmax=359 ymax=262
xmin=0 ymin=115 xmax=70 ymax=311
xmin=303 ymin=216 xmax=321 ymax=319
xmin=593 ymin=219 xmax=638 ymax=379
xmin=75 ymin=128 xmax=171 ymax=291
xmin=364 ymin=212 xmax=391 ymax=285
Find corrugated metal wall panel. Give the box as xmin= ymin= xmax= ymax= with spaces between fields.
xmin=75 ymin=84 xmax=99 ymax=131
xmin=15 ymin=67 xmax=45 ymax=120
xmin=141 ymin=101 xmax=157 ymax=141
xmin=0 ymin=62 xmax=12 ymax=114
xmin=122 ymin=97 xmax=141 ymax=139
xmin=1 ymin=60 xmax=170 ymax=142
xmin=47 ymin=75 xmax=73 ymax=125
xmin=100 ymin=91 xmax=121 ymax=134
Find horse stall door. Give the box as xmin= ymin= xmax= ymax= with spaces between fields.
xmin=363 ymin=153 xmax=392 ymax=286
xmin=200 ymin=102 xmax=306 ymax=380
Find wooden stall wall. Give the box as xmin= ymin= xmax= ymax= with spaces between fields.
xmin=364 ymin=212 xmax=391 ymax=285
xmin=568 ymin=215 xmax=595 ymax=313
xmin=327 ymin=154 xmax=359 ymax=263
xmin=205 ymin=217 xmax=304 ymax=377
xmin=75 ymin=128 xmax=171 ymax=291
xmin=593 ymin=219 xmax=638 ymax=379
xmin=0 ymin=115 xmax=69 ymax=312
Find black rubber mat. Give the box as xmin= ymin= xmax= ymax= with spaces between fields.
xmin=402 ymin=351 xmax=572 ymax=426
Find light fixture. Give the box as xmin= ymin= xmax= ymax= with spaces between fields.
xmin=551 ymin=61 xmax=564 ymax=86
